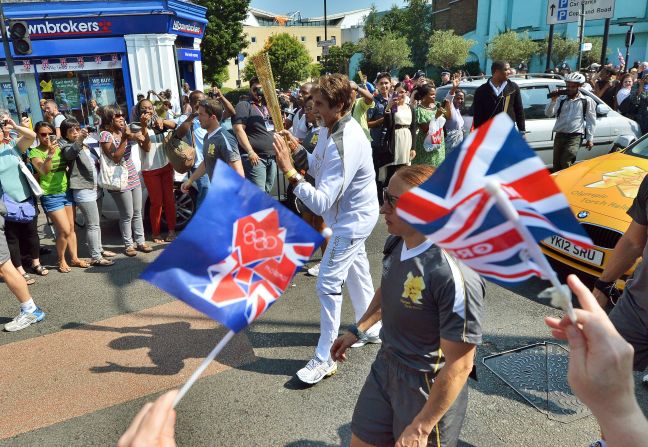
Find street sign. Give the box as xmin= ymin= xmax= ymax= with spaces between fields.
xmin=317 ymin=37 xmax=336 ymax=47
xmin=547 ymin=0 xmax=615 ymax=25
xmin=582 ymin=42 xmax=592 ymax=51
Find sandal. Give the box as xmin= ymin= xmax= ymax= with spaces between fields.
xmin=152 ymin=235 xmax=165 ymax=244
xmin=164 ymin=233 xmax=177 ymax=243
xmin=91 ymin=258 xmax=115 ymax=266
xmin=22 ymin=273 xmax=35 ymax=285
xmin=31 ymin=264 xmax=49 ymax=276
xmin=58 ymin=263 xmax=72 ymax=273
xmin=125 ymin=246 xmax=138 ymax=257
xmin=137 ymin=243 xmax=153 ymax=253
xmin=102 ymin=250 xmax=117 ymax=258
xmin=70 ymin=259 xmax=90 ymax=268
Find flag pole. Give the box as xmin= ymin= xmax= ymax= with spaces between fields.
xmin=173 ymin=329 xmax=236 ymax=408
xmin=484 ymin=180 xmax=577 ymax=323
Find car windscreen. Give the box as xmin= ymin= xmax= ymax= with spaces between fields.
xmin=435 ymin=85 xmax=476 ymax=116
xmin=628 ymin=134 xmax=648 ymax=159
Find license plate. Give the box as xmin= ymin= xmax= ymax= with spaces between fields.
xmin=543 ymin=235 xmax=604 ymax=266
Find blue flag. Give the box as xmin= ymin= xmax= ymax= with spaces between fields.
xmin=141 ymin=162 xmax=323 ymax=332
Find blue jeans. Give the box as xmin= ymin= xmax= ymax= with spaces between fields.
xmin=242 ymin=154 xmax=277 ymax=194
xmin=191 ymin=169 xmax=209 ymax=208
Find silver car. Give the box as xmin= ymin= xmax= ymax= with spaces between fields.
xmin=435 ymin=74 xmax=642 ymax=168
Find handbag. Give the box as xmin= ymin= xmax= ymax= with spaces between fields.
xmin=423 ymin=115 xmax=446 ymax=153
xmin=2 ymin=193 xmax=36 ymax=223
xmin=163 ymin=128 xmax=195 ymax=174
xmin=98 ymin=134 xmax=129 ymax=191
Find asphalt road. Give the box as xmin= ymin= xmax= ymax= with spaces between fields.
xmin=1 ymin=216 xmax=646 ymax=446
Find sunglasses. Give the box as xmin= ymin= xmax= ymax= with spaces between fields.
xmin=114 ymin=113 xmax=124 ymax=118
xmin=382 ymin=188 xmax=399 ymax=209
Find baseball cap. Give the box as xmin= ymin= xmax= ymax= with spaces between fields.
xmin=413 ymin=70 xmax=426 ymax=80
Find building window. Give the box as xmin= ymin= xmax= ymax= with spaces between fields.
xmin=330 ymin=35 xmax=335 ymax=41
xmin=251 ymin=37 xmax=256 ymax=43
xmin=316 ymin=36 xmax=321 ymax=42
xmin=301 ymin=36 xmax=306 ymax=42
xmin=317 ymin=56 xmax=321 ymax=62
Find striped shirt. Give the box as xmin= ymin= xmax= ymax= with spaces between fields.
xmin=99 ymin=131 xmax=140 ymax=191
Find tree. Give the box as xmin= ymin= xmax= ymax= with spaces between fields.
xmin=322 ymin=42 xmax=359 ymax=75
xmin=581 ymin=36 xmax=609 ymax=67
xmin=427 ymin=30 xmax=476 ymax=69
xmin=542 ymin=35 xmax=579 ymax=67
xmin=193 ymin=0 xmax=250 ymax=84
xmin=242 ymin=33 xmax=312 ymax=90
xmin=403 ymin=0 xmax=432 ymax=70
xmin=359 ymin=32 xmax=412 ymax=73
xmin=308 ymin=63 xmax=323 ymax=80
xmin=487 ymin=31 xmax=541 ymax=66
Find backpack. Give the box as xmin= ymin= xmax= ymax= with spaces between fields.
xmin=556 ymin=97 xmax=588 ymax=120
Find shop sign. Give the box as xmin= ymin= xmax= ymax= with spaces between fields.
xmin=0 ymin=81 xmax=31 ymax=114
xmin=36 ymin=55 xmax=122 ymax=73
xmin=24 ymin=16 xmax=167 ymax=40
xmin=177 ymin=48 xmax=201 ymax=61
xmin=52 ymin=77 xmax=80 ymax=110
xmin=169 ymin=19 xmax=204 ymax=38
xmin=89 ymin=76 xmax=116 ymax=107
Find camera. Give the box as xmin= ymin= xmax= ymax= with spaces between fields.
xmin=547 ymin=89 xmax=569 ymax=99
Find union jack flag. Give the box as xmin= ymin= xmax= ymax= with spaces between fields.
xmin=141 ymin=163 xmax=322 ymax=332
xmin=617 ymin=48 xmax=625 ymax=68
xmin=397 ymin=113 xmax=592 ymax=283
xmin=94 ymin=55 xmax=102 ymax=64
xmin=41 ymin=59 xmax=49 ymax=70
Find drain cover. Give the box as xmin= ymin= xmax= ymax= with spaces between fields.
xmin=482 ymin=342 xmax=591 ymax=423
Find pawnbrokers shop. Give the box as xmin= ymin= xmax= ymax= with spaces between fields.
xmin=1 ymin=0 xmax=206 ymax=124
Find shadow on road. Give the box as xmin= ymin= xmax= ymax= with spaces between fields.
xmin=284 ymin=423 xmax=351 ymax=446
xmin=62 ymin=321 xmax=251 ymax=375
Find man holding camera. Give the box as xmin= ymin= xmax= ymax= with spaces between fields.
xmin=545 ymin=73 xmax=597 ymax=171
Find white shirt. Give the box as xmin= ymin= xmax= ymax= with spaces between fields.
xmin=617 ymin=88 xmax=631 ymax=106
xmin=139 ymin=128 xmax=169 ymax=171
xmin=545 ymin=93 xmax=597 ymax=142
xmin=293 ymin=115 xmax=379 ymax=238
xmin=489 ymin=80 xmax=508 ymax=97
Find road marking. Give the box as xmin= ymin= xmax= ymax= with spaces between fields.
xmin=0 ymin=301 xmax=255 ymax=439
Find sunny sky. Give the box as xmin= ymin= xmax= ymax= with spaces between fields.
xmin=249 ymin=0 xmax=407 ymax=17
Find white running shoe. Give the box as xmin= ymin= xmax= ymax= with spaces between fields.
xmin=351 ymin=333 xmax=382 ymax=348
xmin=4 ymin=307 xmax=45 ymax=332
xmin=296 ymin=357 xmax=337 ymax=384
xmin=307 ymin=263 xmax=320 ymax=277
xmin=643 ymin=373 xmax=648 ymax=386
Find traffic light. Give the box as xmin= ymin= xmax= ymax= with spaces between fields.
xmin=625 ymin=29 xmax=635 ymax=48
xmin=9 ymin=21 xmax=31 ymax=55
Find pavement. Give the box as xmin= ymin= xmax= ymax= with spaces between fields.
xmin=1 ymin=216 xmax=646 ymax=446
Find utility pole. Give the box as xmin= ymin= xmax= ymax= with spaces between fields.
xmin=600 ymin=18 xmax=610 ymax=66
xmin=546 ymin=24 xmax=555 ymax=72
xmin=324 ymin=0 xmax=328 ymax=40
xmin=576 ymin=1 xmax=585 ymax=72
xmin=0 ymin=0 xmax=23 ymax=116
xmin=624 ymin=23 xmax=634 ymax=73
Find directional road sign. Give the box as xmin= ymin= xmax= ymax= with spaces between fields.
xmin=317 ymin=38 xmax=336 ymax=47
xmin=547 ymin=0 xmax=615 ymax=25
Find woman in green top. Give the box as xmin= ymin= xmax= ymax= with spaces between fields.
xmin=413 ymin=84 xmax=446 ymax=167
xmin=31 ymin=121 xmax=89 ymax=273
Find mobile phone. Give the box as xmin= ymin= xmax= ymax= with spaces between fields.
xmin=48 ymin=135 xmax=57 ymax=143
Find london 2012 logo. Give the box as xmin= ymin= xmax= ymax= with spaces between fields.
xmin=28 ymin=20 xmax=112 ymax=37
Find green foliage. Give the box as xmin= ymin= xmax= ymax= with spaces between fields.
xmin=487 ymin=31 xmax=541 ymax=66
xmin=223 ymin=87 xmax=250 ymax=105
xmin=193 ymin=0 xmax=250 ymax=84
xmin=427 ymin=30 xmax=476 ymax=69
xmin=210 ymin=66 xmax=230 ymax=88
xmin=542 ymin=34 xmax=579 ymax=67
xmin=321 ymin=42 xmax=359 ymax=75
xmin=242 ymin=33 xmax=312 ymax=90
xmin=359 ymin=31 xmax=412 ymax=72
xmin=308 ymin=63 xmax=323 ymax=80
xmin=581 ymin=36 xmax=608 ymax=67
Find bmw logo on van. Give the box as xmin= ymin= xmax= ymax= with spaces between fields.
xmin=577 ymin=211 xmax=589 ymax=219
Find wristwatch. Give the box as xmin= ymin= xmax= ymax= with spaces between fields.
xmin=348 ymin=324 xmax=366 ymax=340
xmin=594 ymin=279 xmax=620 ymax=300
xmin=286 ymin=170 xmax=305 ymax=185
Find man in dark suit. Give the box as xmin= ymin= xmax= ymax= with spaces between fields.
xmin=472 ymin=60 xmax=526 ymax=132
